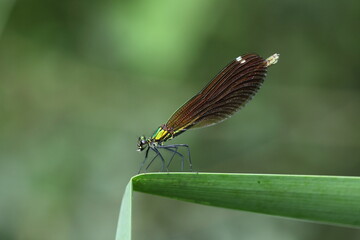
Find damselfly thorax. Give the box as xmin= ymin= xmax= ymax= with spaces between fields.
xmin=137 ymin=124 xmax=192 ymax=173
xmin=137 ymin=53 xmax=279 ymax=173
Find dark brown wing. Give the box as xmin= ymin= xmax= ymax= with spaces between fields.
xmin=166 ymin=54 xmax=273 ymax=134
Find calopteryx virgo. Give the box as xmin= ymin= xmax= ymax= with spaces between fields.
xmin=137 ymin=53 xmax=279 ymax=172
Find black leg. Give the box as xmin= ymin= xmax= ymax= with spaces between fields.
xmin=159 ymin=146 xmax=184 ymax=170
xmin=138 ymin=147 xmax=150 ymax=174
xmin=139 ymin=144 xmax=192 ymax=172
xmin=162 ymin=144 xmax=192 ymax=171
xmin=144 ymin=150 xmax=161 ymax=172
xmin=151 ymin=147 xmax=167 ymax=172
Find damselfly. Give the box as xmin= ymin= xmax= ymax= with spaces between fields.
xmin=137 ymin=53 xmax=279 ymax=172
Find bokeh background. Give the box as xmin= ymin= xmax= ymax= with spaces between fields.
xmin=0 ymin=0 xmax=359 ymax=239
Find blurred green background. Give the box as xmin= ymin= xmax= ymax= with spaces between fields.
xmin=0 ymin=0 xmax=359 ymax=239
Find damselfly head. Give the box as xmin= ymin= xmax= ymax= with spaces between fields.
xmin=137 ymin=136 xmax=148 ymax=151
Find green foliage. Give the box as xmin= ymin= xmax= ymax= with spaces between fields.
xmin=116 ymin=182 xmax=132 ymax=240
xmin=117 ymin=173 xmax=360 ymax=239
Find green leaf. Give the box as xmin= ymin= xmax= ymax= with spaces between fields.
xmin=115 ymin=180 xmax=133 ymax=240
xmin=132 ymin=172 xmax=360 ymax=227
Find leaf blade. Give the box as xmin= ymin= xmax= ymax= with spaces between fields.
xmin=115 ymin=180 xmax=133 ymax=240
xmin=133 ymin=173 xmax=360 ymax=227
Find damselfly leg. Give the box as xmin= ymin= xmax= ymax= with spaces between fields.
xmin=138 ymin=144 xmax=192 ymax=173
xmin=143 ymin=147 xmax=166 ymax=172
xmin=158 ymin=144 xmax=192 ymax=171
xmin=138 ymin=147 xmax=151 ymax=174
xmin=158 ymin=146 xmax=185 ymax=170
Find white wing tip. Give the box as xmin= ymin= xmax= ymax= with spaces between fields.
xmin=265 ymin=53 xmax=280 ymax=67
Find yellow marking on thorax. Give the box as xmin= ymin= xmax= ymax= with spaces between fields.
xmin=152 ymin=127 xmax=171 ymax=141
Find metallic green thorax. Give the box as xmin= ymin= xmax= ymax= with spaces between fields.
xmin=150 ymin=125 xmax=173 ymax=143
xmin=149 ymin=124 xmax=187 ymax=143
